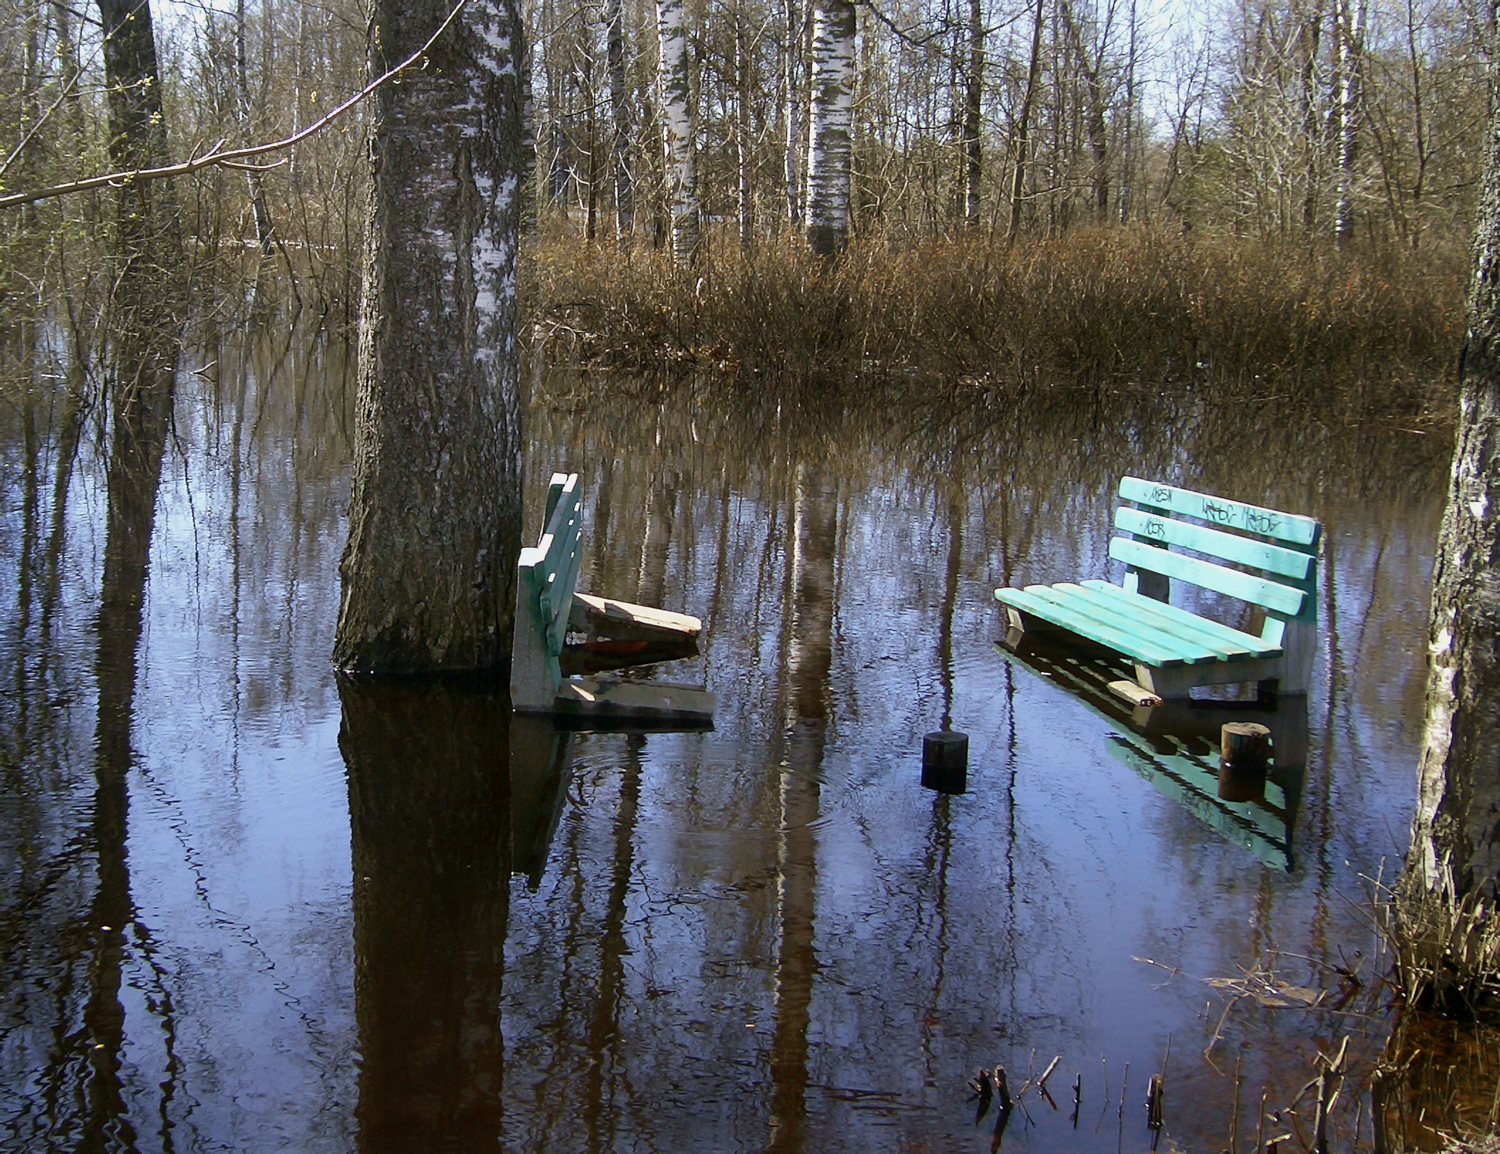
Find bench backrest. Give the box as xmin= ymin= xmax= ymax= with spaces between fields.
xmin=516 ymin=472 xmax=583 ymax=695
xmin=1109 ymin=477 xmax=1321 ymax=638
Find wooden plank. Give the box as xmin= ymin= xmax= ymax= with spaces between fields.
xmin=1134 ymin=654 xmax=1289 ymax=698
xmin=1026 ymin=585 xmax=1219 ymax=664
xmin=1108 ymin=679 xmax=1162 ymax=708
xmin=1110 ymin=537 xmax=1306 ymax=617
xmin=549 ymin=676 xmax=716 ymax=723
xmin=1078 ymin=581 xmax=1283 ymax=657
xmin=1113 ymin=507 xmax=1314 ymax=581
xmin=996 ymin=586 xmax=1196 ymax=666
xmin=512 ymin=553 xmax=561 ymax=710
xmin=569 ymin=592 xmax=702 ymax=640
xmin=1118 ymin=477 xmax=1320 ymax=549
xmin=543 ymin=472 xmax=571 ymax=528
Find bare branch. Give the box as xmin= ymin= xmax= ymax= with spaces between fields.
xmin=0 ymin=0 xmax=470 ymax=212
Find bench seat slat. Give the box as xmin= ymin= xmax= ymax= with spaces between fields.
xmin=1027 ymin=586 xmax=1226 ymax=663
xmin=1119 ymin=476 xmax=1320 ymax=549
xmin=997 ymin=586 xmax=1200 ymax=667
xmin=1109 ymin=537 xmax=1306 ymax=618
xmin=1077 ymin=580 xmax=1283 ymax=658
xmin=1059 ymin=582 xmax=1278 ymax=660
xmin=1114 ymin=507 xmax=1313 ymax=582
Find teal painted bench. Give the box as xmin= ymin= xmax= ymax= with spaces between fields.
xmin=510 ymin=472 xmax=715 ymax=724
xmin=994 ymin=477 xmax=1322 ymax=700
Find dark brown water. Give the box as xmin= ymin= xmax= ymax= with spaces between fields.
xmin=0 ymin=317 xmax=1484 ymax=1152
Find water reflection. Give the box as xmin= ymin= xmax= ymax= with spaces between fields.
xmin=768 ymin=462 xmax=838 ymax=1153
xmin=340 ymin=674 xmax=511 ymax=1150
xmin=1 ymin=333 xmax=1480 ymax=1152
xmin=998 ymin=634 xmax=1310 ymax=871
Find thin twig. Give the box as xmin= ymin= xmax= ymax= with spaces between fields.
xmin=0 ymin=0 xmax=470 ymax=211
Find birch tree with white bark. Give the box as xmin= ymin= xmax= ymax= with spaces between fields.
xmin=657 ymin=0 xmax=700 ymax=266
xmin=805 ymin=0 xmax=855 ymax=254
xmin=334 ymin=0 xmax=527 ymax=673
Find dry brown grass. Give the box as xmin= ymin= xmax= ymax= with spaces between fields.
xmin=524 ymin=225 xmax=1462 ymax=422
xmin=1373 ymin=865 xmax=1500 ymax=1018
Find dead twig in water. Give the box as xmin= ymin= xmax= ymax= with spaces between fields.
xmin=1132 ymin=955 xmax=1186 ymax=989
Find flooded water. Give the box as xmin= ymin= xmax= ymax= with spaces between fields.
xmin=0 ymin=315 xmax=1483 ymax=1152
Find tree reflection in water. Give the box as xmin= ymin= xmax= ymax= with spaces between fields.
xmin=340 ymin=674 xmax=511 ymax=1151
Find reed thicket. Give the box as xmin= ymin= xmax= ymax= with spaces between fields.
xmin=527 ymin=226 xmax=1463 ymax=422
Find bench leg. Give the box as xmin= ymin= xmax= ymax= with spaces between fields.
xmin=1134 ymin=663 xmax=1198 ymax=701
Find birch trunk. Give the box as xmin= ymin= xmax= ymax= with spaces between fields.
xmin=737 ymin=0 xmax=753 ymax=250
xmin=784 ymin=0 xmax=802 ymax=224
xmin=657 ymin=0 xmax=700 ymax=267
xmin=1334 ymin=0 xmax=1365 ymax=244
xmin=606 ymin=0 xmax=634 ymax=240
xmin=805 ymin=0 xmax=855 ymax=255
xmin=1006 ymin=0 xmax=1044 ymax=242
xmin=334 ymin=0 xmax=526 ymax=673
xmin=962 ymin=0 xmax=984 ymax=228
xmin=1405 ymin=55 xmax=1500 ymax=901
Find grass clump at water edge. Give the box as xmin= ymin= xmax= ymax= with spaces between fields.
xmin=1372 ymin=863 xmax=1500 ymax=1019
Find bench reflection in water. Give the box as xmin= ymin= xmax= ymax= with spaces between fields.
xmin=997 ymin=630 xmax=1308 ymax=873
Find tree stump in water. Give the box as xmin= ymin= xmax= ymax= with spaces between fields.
xmin=1218 ymin=722 xmax=1271 ymax=802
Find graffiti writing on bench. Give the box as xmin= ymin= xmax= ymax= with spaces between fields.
xmin=1243 ymin=509 xmax=1280 ymax=536
xmin=1144 ymin=517 xmax=1168 ymax=541
xmin=1150 ymin=485 xmax=1173 ymax=506
xmin=1201 ymin=500 xmax=1236 ymax=526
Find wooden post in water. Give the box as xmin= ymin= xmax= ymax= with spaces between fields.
xmin=1218 ymin=722 xmax=1271 ymax=802
xmin=921 ymin=731 xmax=968 ymax=794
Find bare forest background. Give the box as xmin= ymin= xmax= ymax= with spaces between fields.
xmin=0 ymin=0 xmax=1490 ymax=407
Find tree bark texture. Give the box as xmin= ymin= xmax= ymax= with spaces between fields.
xmin=783 ymin=0 xmax=802 ymax=224
xmin=606 ymin=0 xmax=634 ymax=240
xmin=1007 ymin=0 xmax=1044 ymax=243
xmin=1334 ymin=0 xmax=1366 ymax=244
xmin=334 ymin=0 xmax=526 ymax=673
xmin=1406 ymin=59 xmax=1500 ymax=900
xmin=962 ymin=0 xmax=984 ymax=228
xmin=97 ymin=0 xmax=180 ymax=279
xmin=805 ymin=0 xmax=855 ymax=255
xmin=657 ymin=0 xmax=700 ymax=267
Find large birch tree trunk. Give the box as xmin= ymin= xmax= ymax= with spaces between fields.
xmin=1404 ymin=54 xmax=1500 ymax=902
xmin=805 ymin=0 xmax=855 ymax=255
xmin=333 ymin=0 xmax=526 ymax=673
xmin=657 ymin=0 xmax=700 ymax=267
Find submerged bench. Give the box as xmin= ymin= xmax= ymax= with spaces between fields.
xmin=510 ymin=472 xmax=715 ymax=725
xmin=995 ymin=477 xmax=1321 ymax=701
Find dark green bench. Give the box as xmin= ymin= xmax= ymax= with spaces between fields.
xmin=510 ymin=471 xmax=714 ymax=724
xmin=995 ymin=477 xmax=1321 ymax=701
